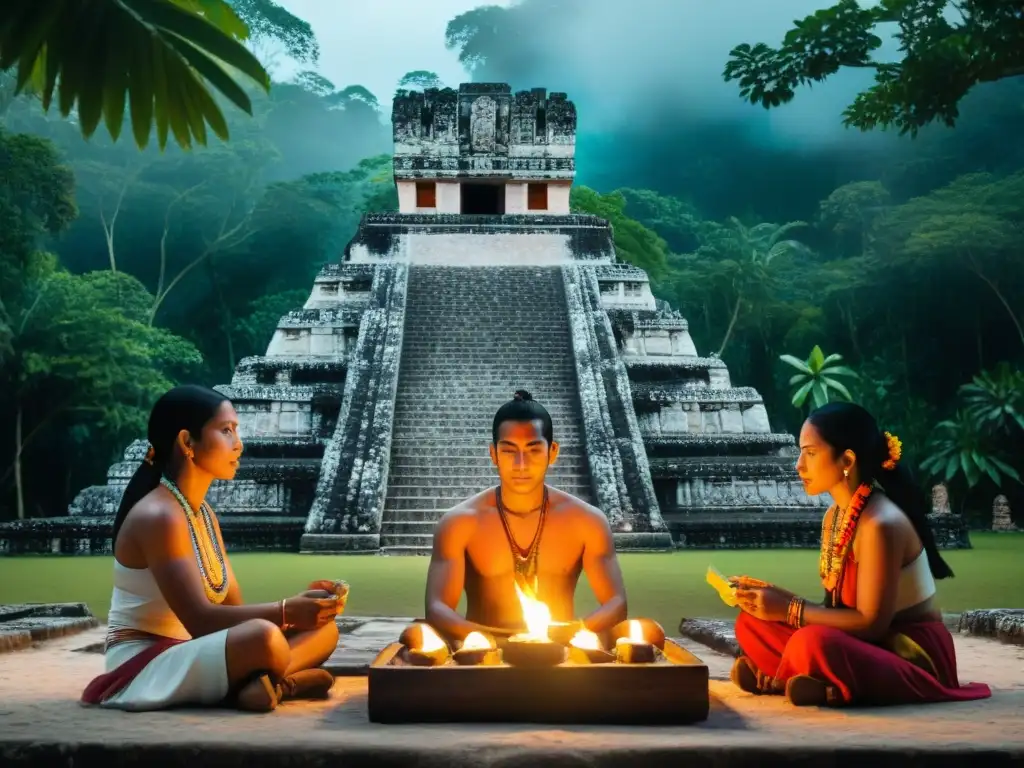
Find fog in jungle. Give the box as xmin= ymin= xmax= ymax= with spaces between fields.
xmin=281 ymin=0 xmax=1022 ymax=219
xmin=2 ymin=0 xmax=1022 ymax=522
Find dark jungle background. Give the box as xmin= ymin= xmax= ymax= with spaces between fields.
xmin=2 ymin=0 xmax=1022 ymax=527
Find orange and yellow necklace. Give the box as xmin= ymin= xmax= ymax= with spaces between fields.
xmin=819 ymin=482 xmax=873 ymax=606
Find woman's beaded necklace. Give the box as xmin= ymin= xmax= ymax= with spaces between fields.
xmin=818 ymin=482 xmax=874 ymax=606
xmin=160 ymin=476 xmax=228 ymax=604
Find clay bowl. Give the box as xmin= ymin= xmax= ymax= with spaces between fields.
xmin=400 ymin=646 xmax=450 ymax=667
xmin=609 ymin=618 xmax=667 ymax=649
xmin=397 ymin=622 xmax=451 ymax=666
xmin=502 ymin=638 xmax=567 ymax=668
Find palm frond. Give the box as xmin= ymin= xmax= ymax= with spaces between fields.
xmin=0 ymin=0 xmax=270 ymax=149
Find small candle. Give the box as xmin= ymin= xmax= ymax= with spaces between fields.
xmin=614 ymin=619 xmax=656 ymax=664
xmin=568 ymin=628 xmax=615 ymax=664
xmin=453 ymin=631 xmax=500 ymax=666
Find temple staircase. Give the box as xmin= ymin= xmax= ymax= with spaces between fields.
xmin=380 ymin=265 xmax=593 ymax=554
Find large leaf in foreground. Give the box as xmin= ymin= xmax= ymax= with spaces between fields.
xmin=0 ymin=0 xmax=270 ymax=149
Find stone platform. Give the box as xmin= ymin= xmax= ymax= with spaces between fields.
xmin=1 ymin=616 xmax=1022 ymax=766
xmin=0 ymin=602 xmax=99 ymax=653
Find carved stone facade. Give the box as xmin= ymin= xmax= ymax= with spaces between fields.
xmin=0 ymin=83 xmax=972 ymax=554
xmin=931 ymin=484 xmax=951 ymax=515
xmin=393 ymin=84 xmax=576 ymax=216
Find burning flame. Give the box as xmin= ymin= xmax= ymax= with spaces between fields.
xmin=419 ymin=623 xmax=445 ymax=652
xmin=461 ymin=631 xmax=492 ymax=650
xmin=628 ymin=619 xmax=644 ymax=643
xmin=616 ymin=619 xmax=646 ymax=646
xmin=514 ymin=582 xmax=552 ymax=640
xmin=569 ymin=629 xmax=602 ymax=650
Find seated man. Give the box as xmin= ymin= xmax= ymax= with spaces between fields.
xmin=425 ymin=390 xmax=628 ymax=643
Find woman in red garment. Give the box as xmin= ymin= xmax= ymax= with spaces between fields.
xmin=730 ymin=402 xmax=991 ymax=707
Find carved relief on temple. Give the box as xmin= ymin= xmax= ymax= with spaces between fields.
xmin=931 ymin=483 xmax=951 ymax=515
xmin=992 ymin=494 xmax=1018 ymax=531
xmin=470 ymin=96 xmax=497 ymax=153
xmin=392 ymin=83 xmax=576 ymax=183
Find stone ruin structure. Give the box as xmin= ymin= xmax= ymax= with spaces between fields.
xmin=0 ymin=83 xmax=971 ymax=555
xmin=931 ymin=484 xmax=951 ymax=516
xmin=991 ymin=495 xmax=1018 ymax=532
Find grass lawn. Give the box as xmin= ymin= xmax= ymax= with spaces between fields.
xmin=1 ymin=533 xmax=1021 ymax=631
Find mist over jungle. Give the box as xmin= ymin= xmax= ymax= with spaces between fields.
xmin=1 ymin=0 xmax=1022 ymax=525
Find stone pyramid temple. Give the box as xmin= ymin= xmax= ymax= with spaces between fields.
xmin=4 ymin=82 xmax=967 ymax=556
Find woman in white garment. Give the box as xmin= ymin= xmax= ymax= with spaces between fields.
xmin=82 ymin=385 xmax=344 ymax=712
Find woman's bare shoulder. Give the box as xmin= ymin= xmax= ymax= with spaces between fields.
xmin=125 ymin=488 xmax=186 ymax=535
xmin=856 ymin=493 xmax=909 ymax=545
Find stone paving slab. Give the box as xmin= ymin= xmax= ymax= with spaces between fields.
xmin=0 ymin=602 xmax=99 ymax=654
xmin=0 ymin=621 xmax=1022 ymax=766
xmin=326 ymin=616 xmax=417 ymax=674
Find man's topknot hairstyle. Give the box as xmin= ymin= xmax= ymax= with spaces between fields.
xmin=491 ymin=389 xmax=554 ymax=446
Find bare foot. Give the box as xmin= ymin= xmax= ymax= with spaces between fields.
xmin=236 ymin=674 xmax=280 ymax=712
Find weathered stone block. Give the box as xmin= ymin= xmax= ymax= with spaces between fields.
xmin=958 ymin=609 xmax=1024 ymax=644
xmin=678 ymin=618 xmax=740 ymax=657
xmin=741 ymin=404 xmax=772 ymax=433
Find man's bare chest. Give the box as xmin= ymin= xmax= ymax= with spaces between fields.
xmin=466 ymin=514 xmax=583 ymax=579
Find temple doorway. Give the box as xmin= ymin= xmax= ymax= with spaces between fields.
xmin=461 ymin=183 xmax=504 ymax=215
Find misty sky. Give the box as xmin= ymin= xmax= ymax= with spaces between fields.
xmin=276 ymin=0 xmax=899 ymax=146
xmin=275 ymin=0 xmax=511 ymax=99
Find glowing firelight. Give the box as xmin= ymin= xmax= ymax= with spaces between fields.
xmin=569 ymin=629 xmax=602 ymax=650
xmin=419 ymin=623 xmax=446 ymax=652
xmin=615 ymin=619 xmax=646 ymax=646
xmin=461 ymin=631 xmax=492 ymax=650
xmin=513 ymin=582 xmax=552 ymax=641
xmin=628 ymin=619 xmax=644 ymax=643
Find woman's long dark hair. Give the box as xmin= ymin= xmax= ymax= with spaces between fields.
xmin=111 ymin=385 xmax=229 ymax=544
xmin=807 ymin=402 xmax=954 ymax=580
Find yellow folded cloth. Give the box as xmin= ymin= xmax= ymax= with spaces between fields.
xmin=706 ymin=565 xmax=738 ymax=607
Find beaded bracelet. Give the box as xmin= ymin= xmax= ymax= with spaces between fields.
xmin=786 ymin=596 xmax=806 ymax=628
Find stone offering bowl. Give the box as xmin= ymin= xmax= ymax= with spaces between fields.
xmin=503 ymin=637 xmax=567 ymax=667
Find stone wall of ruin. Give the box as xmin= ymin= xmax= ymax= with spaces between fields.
xmin=392 ymin=84 xmax=576 ymax=181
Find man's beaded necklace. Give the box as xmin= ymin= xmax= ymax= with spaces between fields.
xmin=495 ymin=486 xmax=548 ymax=600
xmin=160 ymin=476 xmax=228 ymax=604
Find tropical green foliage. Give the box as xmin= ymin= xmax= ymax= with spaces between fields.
xmin=0 ymin=0 xmax=276 ymax=150
xmin=724 ymin=0 xmax=1024 ymax=136
xmin=570 ymin=187 xmax=671 ymax=285
xmin=1 ymin=1 xmax=1022 ymax=528
xmin=919 ymin=363 xmax=1024 ymax=505
xmin=961 ymin=364 xmax=1024 ymax=433
xmin=0 ymin=68 xmax=394 ymax=519
xmin=780 ymin=346 xmax=858 ymax=411
xmin=397 ymin=70 xmax=445 ymax=91
xmin=227 ymin=0 xmax=318 ymax=64
xmin=921 ymin=412 xmax=1020 ymax=490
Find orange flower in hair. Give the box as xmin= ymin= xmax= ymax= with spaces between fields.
xmin=144 ymin=444 xmax=156 ymax=466
xmin=881 ymin=431 xmax=902 ymax=470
